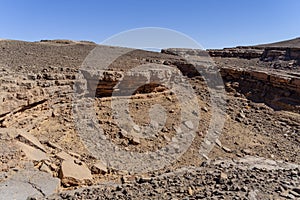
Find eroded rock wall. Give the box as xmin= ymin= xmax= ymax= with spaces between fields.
xmin=208 ymin=46 xmax=300 ymax=63
xmin=162 ymin=48 xmax=300 ymax=112
xmin=221 ymin=67 xmax=300 ymax=112
xmin=78 ymin=65 xmax=183 ymax=98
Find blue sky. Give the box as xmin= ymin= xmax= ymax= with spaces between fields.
xmin=0 ymin=0 xmax=299 ymax=49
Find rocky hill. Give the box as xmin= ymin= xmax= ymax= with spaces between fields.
xmin=255 ymin=37 xmax=300 ymax=48
xmin=0 ymin=39 xmax=299 ymax=199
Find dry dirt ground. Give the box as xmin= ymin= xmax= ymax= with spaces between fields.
xmin=0 ymin=39 xmax=299 ymax=199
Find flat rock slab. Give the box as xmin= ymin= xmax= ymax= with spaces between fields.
xmin=56 ymin=151 xmax=74 ymax=161
xmin=0 ymin=168 xmax=60 ymax=200
xmin=16 ymin=141 xmax=48 ymax=161
xmin=59 ymin=160 xmax=93 ymax=186
xmin=18 ymin=131 xmax=46 ymax=152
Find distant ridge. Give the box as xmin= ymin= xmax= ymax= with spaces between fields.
xmin=254 ymin=37 xmax=300 ymax=48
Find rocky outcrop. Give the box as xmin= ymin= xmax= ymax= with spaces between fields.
xmin=40 ymin=39 xmax=96 ymax=45
xmin=261 ymin=47 xmax=300 ymax=62
xmin=208 ymin=47 xmax=264 ymax=59
xmin=220 ymin=67 xmax=300 ymax=112
xmin=208 ymin=45 xmax=300 ymax=63
xmin=162 ymin=48 xmax=300 ymax=112
xmin=77 ymin=64 xmax=184 ymax=98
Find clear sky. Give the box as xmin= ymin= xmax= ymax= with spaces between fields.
xmin=0 ymin=0 xmax=299 ymax=49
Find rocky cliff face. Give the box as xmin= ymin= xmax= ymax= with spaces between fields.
xmin=209 ymin=37 xmax=300 ymax=62
xmin=208 ymin=46 xmax=300 ymax=64
xmin=162 ymin=43 xmax=300 ymax=113
xmin=208 ymin=47 xmax=264 ymax=59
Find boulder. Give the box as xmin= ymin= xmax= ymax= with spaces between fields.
xmin=59 ymin=160 xmax=93 ymax=186
xmin=91 ymin=161 xmax=108 ymax=174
